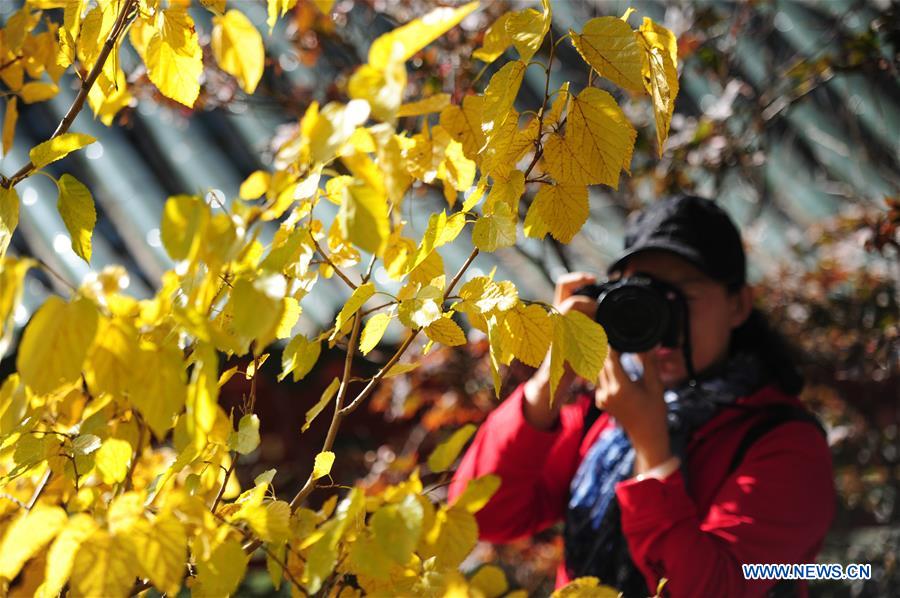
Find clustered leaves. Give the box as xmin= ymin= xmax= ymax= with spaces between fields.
xmin=0 ymin=1 xmax=678 ymax=596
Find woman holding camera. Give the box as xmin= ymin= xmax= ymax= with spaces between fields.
xmin=449 ymin=195 xmax=835 ymax=597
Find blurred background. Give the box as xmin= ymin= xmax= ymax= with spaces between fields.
xmin=1 ymin=0 xmax=897 ymax=596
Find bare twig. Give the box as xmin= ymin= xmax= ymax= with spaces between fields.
xmin=311 ymin=237 xmax=357 ymax=290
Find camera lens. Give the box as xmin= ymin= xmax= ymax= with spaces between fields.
xmin=596 ymin=284 xmax=670 ymax=352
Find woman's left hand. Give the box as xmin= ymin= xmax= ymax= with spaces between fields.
xmin=595 ymin=348 xmax=673 ymax=475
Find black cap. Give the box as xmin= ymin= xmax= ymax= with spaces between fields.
xmin=607 ymin=194 xmax=746 ymax=289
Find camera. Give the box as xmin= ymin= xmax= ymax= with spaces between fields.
xmin=574 ymin=275 xmax=687 ymax=353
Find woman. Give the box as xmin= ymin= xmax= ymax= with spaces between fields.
xmin=448 ymin=195 xmax=836 ymax=597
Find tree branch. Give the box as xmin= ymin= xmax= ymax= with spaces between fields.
xmin=3 ymin=0 xmax=138 ymax=188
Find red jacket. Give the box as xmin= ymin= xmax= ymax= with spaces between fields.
xmin=448 ymin=382 xmax=836 ymax=597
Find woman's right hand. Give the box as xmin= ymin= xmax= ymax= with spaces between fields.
xmin=522 ymin=272 xmax=599 ymax=430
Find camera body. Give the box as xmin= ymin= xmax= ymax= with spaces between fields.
xmin=574 ymin=275 xmax=687 ymax=353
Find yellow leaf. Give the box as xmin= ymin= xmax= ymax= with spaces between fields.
xmin=450 ymin=474 xmax=501 ymax=514
xmin=338 ymin=180 xmax=390 ymax=256
xmin=275 ymin=296 xmax=301 ymax=339
xmin=470 ymin=564 xmax=509 ymax=598
xmin=200 ymin=0 xmax=227 ymax=14
xmin=483 ymin=170 xmax=525 ymax=214
xmin=472 ymin=202 xmax=516 ymax=252
xmin=228 ymin=274 xmax=287 ymax=351
xmin=0 ymin=257 xmax=32 ymax=356
xmin=479 ymin=110 xmax=538 ymax=180
xmin=398 ymin=284 xmax=443 ymax=329
xmin=542 ymin=87 xmax=636 ymax=189
xmin=367 ymin=1 xmax=479 ymax=70
xmin=348 ymin=61 xmax=405 ymax=123
xmin=0 ymin=504 xmax=67 ymax=581
xmin=132 ymin=512 xmax=187 ymax=596
xmin=397 ymin=93 xmax=450 ymax=117
xmin=330 ymin=282 xmax=375 ymax=341
xmin=19 ymin=81 xmax=59 ymax=103
xmin=485 ymin=314 xmax=508 ymax=396
xmin=239 ymin=170 xmax=270 ymax=200
xmin=128 ymin=341 xmax=186 ymax=440
xmin=553 ymin=310 xmax=608 ymax=385
xmin=458 ymin=276 xmax=518 ymax=315
xmin=279 ymin=334 xmax=322 ymax=382
xmin=473 ymin=12 xmax=514 ymax=64
xmin=194 ymin=537 xmax=248 ymax=597
xmin=440 ymin=95 xmax=485 ymax=160
xmin=312 ymin=450 xmax=335 ymax=480
xmin=506 ymin=0 xmax=551 ymax=63
xmin=503 ymin=303 xmax=552 ymax=368
xmin=306 ymin=100 xmax=371 ymax=165
xmin=543 ymin=82 xmax=570 ymax=130
xmin=70 ymin=529 xmax=137 ymax=598
xmin=552 ymin=577 xmax=620 ymax=598
xmin=160 ymin=194 xmax=210 ymax=261
xmin=314 ymin=1 xmax=334 ymax=15
xmin=427 ymin=423 xmax=476 ymax=472
xmin=480 ymin=60 xmax=526 ymax=145
xmin=2 ymin=97 xmax=17 ymax=155
xmin=266 ymin=0 xmax=298 ymax=33
xmin=84 ymin=316 xmax=139 ymax=398
xmin=384 ymin=362 xmax=419 ymax=378
xmin=95 ymin=437 xmax=132 ymax=485
xmin=639 ymin=16 xmax=678 ymax=67
xmin=523 ymin=183 xmax=589 ymax=244
xmin=359 ymin=312 xmax=391 ymax=355
xmin=637 ymin=25 xmax=679 ymax=156
xmin=371 ymin=494 xmax=423 ymax=564
xmin=240 ymin=500 xmax=291 ymax=543
xmin=348 ymin=533 xmax=394 ymax=582
xmin=302 ymin=377 xmax=338 ymax=433
xmin=0 ymin=187 xmax=19 ymax=258
xmin=17 ymin=296 xmax=98 ymax=395
xmin=143 ymin=5 xmax=203 ymax=108
xmin=424 ymin=316 xmax=466 ymax=347
xmin=55 ymin=174 xmax=96 ymax=263
xmin=34 ymin=514 xmax=97 ymax=598
xmin=570 ymin=16 xmax=644 ymax=93
xmin=212 ymin=10 xmax=265 ymax=94
xmin=420 ymin=505 xmax=478 ymax=568
xmin=29 ymin=132 xmax=96 ymax=169
xmin=185 ymin=344 xmax=219 ymax=448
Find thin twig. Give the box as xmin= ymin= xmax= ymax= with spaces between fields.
xmin=4 ymin=0 xmax=138 ymax=188
xmin=339 ymin=247 xmax=479 ymax=418
xmin=311 ymin=237 xmax=357 ymax=290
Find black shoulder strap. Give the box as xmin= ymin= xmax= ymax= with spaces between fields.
xmin=728 ymin=404 xmax=827 ymax=475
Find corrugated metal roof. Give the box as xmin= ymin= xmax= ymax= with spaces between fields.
xmin=3 ymin=0 xmax=897 ymax=354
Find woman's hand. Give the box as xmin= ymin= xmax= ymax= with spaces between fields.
xmin=523 ymin=272 xmax=598 ymax=429
xmin=596 ymin=348 xmax=673 ymax=475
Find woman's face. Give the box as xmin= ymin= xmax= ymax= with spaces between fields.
xmin=619 ymin=250 xmax=752 ymax=388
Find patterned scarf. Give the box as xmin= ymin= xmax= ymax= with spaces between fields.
xmin=563 ymin=352 xmax=768 ymax=596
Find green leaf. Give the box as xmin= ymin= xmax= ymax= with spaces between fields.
xmin=371 ymin=494 xmax=424 ymax=564
xmin=427 ymin=423 xmax=476 ymax=472
xmin=302 ymin=377 xmax=339 ymax=433
xmin=229 ymin=413 xmax=260 ymax=455
xmin=279 ymin=334 xmax=322 ymax=382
